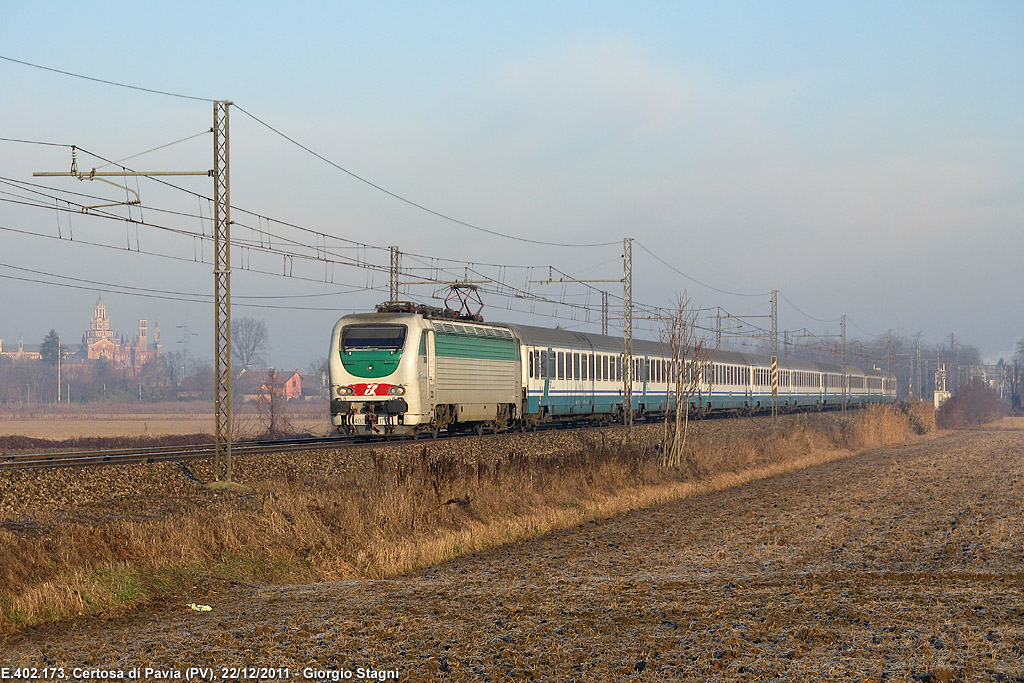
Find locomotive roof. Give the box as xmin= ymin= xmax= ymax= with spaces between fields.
xmin=503 ymin=323 xmax=890 ymax=378
xmin=337 ymin=313 xmax=891 ymax=379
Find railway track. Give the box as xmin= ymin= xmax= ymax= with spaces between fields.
xmin=0 ymin=418 xmax=635 ymax=471
xmin=0 ymin=434 xmax=356 ymax=471
xmin=0 ymin=424 xmax=584 ymax=471
xmin=0 ymin=404 xmax=855 ymax=472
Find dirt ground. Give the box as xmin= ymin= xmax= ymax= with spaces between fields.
xmin=3 ymin=422 xmax=1023 ymax=681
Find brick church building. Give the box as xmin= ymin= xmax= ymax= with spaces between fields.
xmin=84 ymin=298 xmax=161 ymax=372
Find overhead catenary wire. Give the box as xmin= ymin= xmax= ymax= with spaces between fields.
xmin=4 ymin=175 xmax=833 ymax=353
xmin=233 ymin=105 xmax=620 ymax=249
xmin=0 ymin=55 xmax=216 ymax=102
xmin=779 ymin=291 xmax=840 ymax=324
xmin=634 ymin=240 xmax=770 ymax=298
xmin=0 ymin=261 xmax=372 ymax=302
xmin=0 ymin=270 xmax=374 ymax=311
xmin=0 ymin=105 xmax=855 ymax=353
xmin=95 ymin=129 xmax=213 ymax=170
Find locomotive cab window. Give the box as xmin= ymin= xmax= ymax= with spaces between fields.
xmin=341 ymin=325 xmax=407 ymax=352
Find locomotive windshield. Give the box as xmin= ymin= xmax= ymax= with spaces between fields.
xmin=341 ymin=324 xmax=407 ymax=351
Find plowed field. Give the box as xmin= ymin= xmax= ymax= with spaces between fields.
xmin=4 ymin=423 xmax=1022 ymax=681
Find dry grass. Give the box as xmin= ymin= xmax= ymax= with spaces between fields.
xmin=0 ymin=404 xmax=935 ymax=638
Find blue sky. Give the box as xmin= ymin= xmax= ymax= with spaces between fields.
xmin=1 ymin=1 xmax=1022 ymax=367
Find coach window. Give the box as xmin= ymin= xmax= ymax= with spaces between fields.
xmin=528 ymin=351 xmax=535 ymax=379
xmin=556 ymin=352 xmax=563 ymax=380
xmin=582 ymin=354 xmax=589 ymax=381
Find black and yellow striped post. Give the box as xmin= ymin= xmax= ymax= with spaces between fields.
xmin=770 ymin=290 xmax=778 ymax=422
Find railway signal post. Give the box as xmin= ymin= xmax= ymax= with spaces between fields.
xmin=771 ymin=290 xmax=778 ymax=420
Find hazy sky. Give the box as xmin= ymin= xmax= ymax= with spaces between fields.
xmin=1 ymin=1 xmax=1022 ymax=369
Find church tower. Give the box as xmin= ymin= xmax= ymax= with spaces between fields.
xmin=87 ymin=298 xmax=115 ymax=345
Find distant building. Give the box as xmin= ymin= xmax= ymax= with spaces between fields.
xmin=236 ymin=369 xmax=303 ymax=403
xmin=0 ymin=299 xmax=162 ymax=371
xmin=0 ymin=338 xmax=42 ymax=361
xmin=84 ymin=298 xmax=162 ymax=373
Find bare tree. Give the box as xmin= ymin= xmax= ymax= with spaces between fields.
xmin=256 ymin=368 xmax=295 ymax=438
xmin=1013 ymin=339 xmax=1024 ymax=411
xmin=661 ymin=293 xmax=714 ymax=469
xmin=231 ymin=317 xmax=270 ymax=370
xmin=306 ymin=356 xmax=329 ymax=399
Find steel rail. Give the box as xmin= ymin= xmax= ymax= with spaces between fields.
xmin=0 ymin=402 xmax=868 ymax=472
xmin=0 ymin=435 xmax=353 ymax=471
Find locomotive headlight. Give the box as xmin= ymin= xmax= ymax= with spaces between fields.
xmin=388 ymin=386 xmax=406 ymax=396
xmin=336 ymin=386 xmax=355 ymax=396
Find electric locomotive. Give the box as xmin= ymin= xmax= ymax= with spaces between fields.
xmin=329 ymin=303 xmax=520 ymax=436
xmin=329 ymin=303 xmax=897 ymax=436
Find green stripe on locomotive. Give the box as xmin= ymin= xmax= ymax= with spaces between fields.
xmin=434 ymin=331 xmax=518 ymax=361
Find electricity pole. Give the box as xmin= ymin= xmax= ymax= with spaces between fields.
xmin=716 ymin=306 xmax=722 ymax=349
xmin=35 ymin=100 xmax=236 ymax=484
xmin=951 ymin=332 xmax=958 ymax=393
xmin=601 ymin=291 xmax=609 ymax=336
xmin=916 ymin=338 xmax=922 ymax=401
xmin=389 ymin=246 xmax=400 ymax=303
xmin=623 ymin=237 xmax=633 ymax=437
xmin=841 ymin=315 xmax=847 ymax=412
xmin=212 ymin=100 xmax=232 ymax=483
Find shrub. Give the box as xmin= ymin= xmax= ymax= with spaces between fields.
xmin=936 ymin=379 xmax=1007 ymax=429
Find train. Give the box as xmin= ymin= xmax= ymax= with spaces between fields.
xmin=328 ymin=303 xmax=897 ymax=436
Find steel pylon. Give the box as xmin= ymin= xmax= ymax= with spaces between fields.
xmin=213 ymin=101 xmax=232 ymax=481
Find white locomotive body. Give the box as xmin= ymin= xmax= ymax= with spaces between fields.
xmin=329 ymin=307 xmax=520 ymax=436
